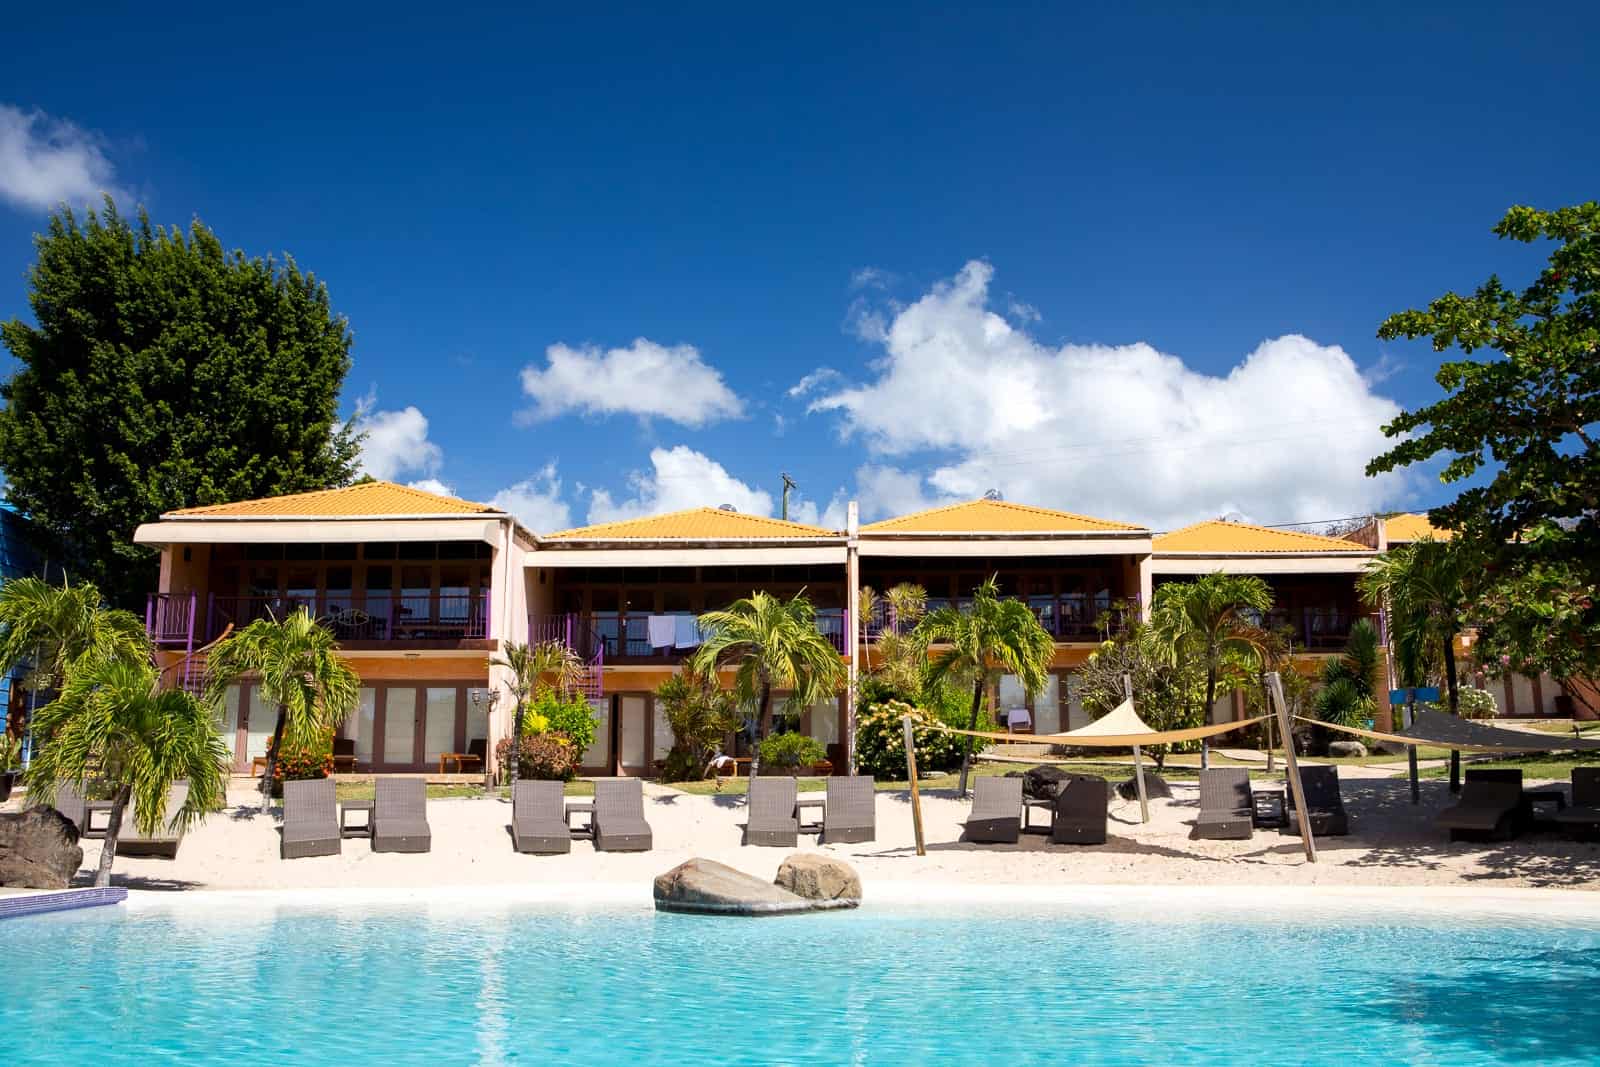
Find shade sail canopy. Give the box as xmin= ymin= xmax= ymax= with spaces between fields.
xmin=1300 ymin=710 xmax=1600 ymax=754
xmin=930 ymin=699 xmax=1270 ymax=749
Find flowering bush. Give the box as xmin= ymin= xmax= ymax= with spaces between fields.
xmin=1420 ymin=687 xmax=1499 ymax=720
xmin=855 ymin=699 xmax=969 ymax=779
xmin=270 ymin=732 xmax=334 ymax=795
xmin=522 ymin=690 xmax=598 ymax=765
xmin=496 ymin=733 xmax=578 ymax=781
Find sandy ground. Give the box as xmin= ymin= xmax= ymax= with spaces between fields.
xmin=29 ymin=764 xmax=1600 ymax=898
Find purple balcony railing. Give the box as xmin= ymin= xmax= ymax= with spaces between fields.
xmin=145 ymin=591 xmax=489 ymax=645
xmin=1259 ymin=608 xmax=1357 ymax=651
xmin=531 ymin=609 xmax=849 ymax=659
xmin=864 ymin=594 xmax=1137 ymax=642
xmin=146 ymin=592 xmax=198 ymax=646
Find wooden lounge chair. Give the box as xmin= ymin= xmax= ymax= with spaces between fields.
xmin=744 ymin=776 xmax=799 ymax=847
xmin=593 ymin=779 xmax=653 ymax=852
xmin=117 ymin=780 xmax=189 ymax=858
xmin=1193 ymin=768 xmax=1254 ymax=840
xmin=1051 ymin=775 xmax=1108 ymax=845
xmin=1283 ymin=765 xmax=1349 ymax=837
xmin=372 ymin=778 xmax=432 ymax=853
xmin=512 ymin=780 xmax=571 ymax=854
xmin=1436 ymin=777 xmax=1523 ymax=841
xmin=823 ymin=775 xmax=875 ymax=844
xmin=962 ymin=776 xmax=1023 ymax=844
xmin=1552 ymin=768 xmax=1600 ymax=838
xmin=281 ymin=778 xmax=341 ymax=859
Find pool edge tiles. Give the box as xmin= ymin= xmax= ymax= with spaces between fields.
xmin=0 ymin=886 xmax=127 ymax=920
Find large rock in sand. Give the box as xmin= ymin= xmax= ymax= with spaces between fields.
xmin=1115 ymin=772 xmax=1174 ymax=801
xmin=774 ymin=853 xmax=861 ymax=904
xmin=654 ymin=858 xmax=855 ymax=915
xmin=0 ymin=807 xmax=84 ymax=890
xmin=1329 ymin=740 xmax=1368 ymax=758
xmin=1015 ymin=765 xmax=1073 ymax=800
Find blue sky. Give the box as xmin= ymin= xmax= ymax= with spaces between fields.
xmin=2 ymin=4 xmax=1595 ymax=533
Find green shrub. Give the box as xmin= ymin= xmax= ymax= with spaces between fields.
xmin=496 ymin=733 xmax=577 ymax=781
xmin=1420 ymin=687 xmax=1498 ymax=720
xmin=855 ymin=699 xmax=969 ymax=779
xmin=656 ymin=667 xmax=742 ymax=782
xmin=758 ymin=732 xmax=826 ymax=773
xmin=0 ymin=732 xmax=21 ymax=770
xmin=525 ymin=690 xmax=598 ymax=764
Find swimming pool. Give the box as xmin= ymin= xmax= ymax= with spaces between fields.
xmin=6 ymin=893 xmax=1598 ymax=1065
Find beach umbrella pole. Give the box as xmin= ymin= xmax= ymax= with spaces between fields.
xmin=1404 ymin=696 xmax=1420 ymax=805
xmin=1267 ymin=672 xmax=1317 ymax=863
xmin=1123 ymin=674 xmax=1149 ymax=824
xmin=901 ymin=714 xmax=925 ymax=857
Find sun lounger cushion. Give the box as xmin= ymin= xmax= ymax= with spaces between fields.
xmin=1051 ymin=775 xmax=1108 ymax=846
xmin=594 ymin=779 xmax=653 ymax=852
xmin=1283 ymin=765 xmax=1349 ymax=837
xmin=512 ymin=780 xmax=571 ymax=854
xmin=963 ymin=777 xmax=1023 ymax=844
xmin=1193 ymin=768 xmax=1254 ymax=841
xmin=745 ymin=776 xmax=800 ymax=847
xmin=282 ymin=778 xmax=341 ymax=859
xmin=823 ymin=776 xmax=875 ymax=844
xmin=373 ymin=778 xmax=432 ymax=853
xmin=1435 ymin=779 xmax=1522 ymax=841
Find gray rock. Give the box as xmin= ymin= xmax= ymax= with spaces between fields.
xmin=0 ymin=807 xmax=84 ymax=890
xmin=1115 ymin=772 xmax=1174 ymax=801
xmin=653 ymin=858 xmax=854 ymax=915
xmin=1328 ymin=741 xmax=1368 ymax=758
xmin=774 ymin=853 xmax=861 ymax=904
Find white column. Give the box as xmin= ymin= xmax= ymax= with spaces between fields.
xmin=845 ymin=501 xmax=861 ymax=775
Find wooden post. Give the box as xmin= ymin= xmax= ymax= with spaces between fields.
xmin=1123 ymin=673 xmax=1149 ymax=824
xmin=1267 ymin=672 xmax=1317 ymax=863
xmin=1449 ymin=750 xmax=1461 ymax=794
xmin=902 ymin=714 xmax=925 ymax=857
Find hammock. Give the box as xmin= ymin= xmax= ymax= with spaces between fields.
xmin=926 ymin=698 xmax=1271 ymax=748
xmin=1295 ymin=709 xmax=1600 ymax=754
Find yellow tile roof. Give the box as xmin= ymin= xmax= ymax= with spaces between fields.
xmin=862 ymin=499 xmax=1144 ymax=534
xmin=547 ymin=507 xmax=838 ymax=540
xmin=1154 ymin=519 xmax=1371 ymax=554
xmin=166 ymin=481 xmax=498 ymax=518
xmin=1385 ymin=513 xmax=1453 ymax=542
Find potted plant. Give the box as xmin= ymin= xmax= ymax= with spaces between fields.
xmin=0 ymin=733 xmax=22 ymax=802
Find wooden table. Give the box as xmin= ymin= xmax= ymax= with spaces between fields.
xmin=438 ymin=753 xmax=483 ymax=774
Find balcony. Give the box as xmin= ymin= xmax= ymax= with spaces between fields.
xmin=147 ymin=591 xmax=491 ymax=647
xmin=1259 ymin=608 xmax=1360 ymax=652
xmin=864 ymin=595 xmax=1137 ymax=643
xmin=530 ymin=609 xmax=849 ymax=662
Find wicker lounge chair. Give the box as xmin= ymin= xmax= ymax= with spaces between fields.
xmin=1283 ymin=765 xmax=1350 ymax=837
xmin=593 ymin=779 xmax=653 ymax=852
xmin=823 ymin=775 xmax=875 ymax=844
xmin=117 ymin=780 xmax=189 ymax=858
xmin=1051 ymin=775 xmax=1108 ymax=845
xmin=1436 ymin=777 xmax=1523 ymax=841
xmin=281 ymin=778 xmax=341 ymax=859
xmin=35 ymin=781 xmax=89 ymax=835
xmin=744 ymin=776 xmax=800 ymax=847
xmin=1553 ymin=768 xmax=1600 ymax=838
xmin=372 ymin=778 xmax=432 ymax=853
xmin=962 ymin=777 xmax=1024 ymax=844
xmin=512 ymin=780 xmax=572 ymax=854
xmin=1193 ymin=768 xmax=1254 ymax=840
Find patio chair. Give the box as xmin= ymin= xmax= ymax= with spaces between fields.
xmin=1435 ymin=777 xmax=1523 ymax=841
xmin=372 ymin=778 xmax=432 ymax=853
xmin=116 ymin=780 xmax=190 ymax=858
xmin=281 ymin=778 xmax=341 ymax=859
xmin=1193 ymin=768 xmax=1254 ymax=840
xmin=962 ymin=776 xmax=1023 ymax=844
xmin=593 ymin=779 xmax=653 ymax=852
xmin=1051 ymin=775 xmax=1109 ymax=846
xmin=744 ymin=776 xmax=799 ymax=847
xmin=331 ymin=738 xmax=359 ymax=774
xmin=512 ymin=780 xmax=572 ymax=854
xmin=823 ymin=775 xmax=875 ymax=844
xmin=1552 ymin=768 xmax=1600 ymax=838
xmin=1283 ymin=765 xmax=1350 ymax=837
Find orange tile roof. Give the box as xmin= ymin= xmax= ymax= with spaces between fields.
xmin=1385 ymin=513 xmax=1453 ymax=543
xmin=547 ymin=507 xmax=838 ymax=540
xmin=1154 ymin=519 xmax=1371 ymax=554
xmin=166 ymin=481 xmax=498 ymax=518
xmin=861 ymin=499 xmax=1144 ymax=534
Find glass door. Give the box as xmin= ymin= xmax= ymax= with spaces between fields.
xmin=381 ymin=687 xmax=419 ymax=769
xmin=583 ymin=697 xmax=611 ymax=774
xmin=424 ymin=687 xmax=460 ymax=769
xmin=246 ymin=686 xmax=275 ymax=768
xmin=619 ymin=695 xmax=648 ymax=775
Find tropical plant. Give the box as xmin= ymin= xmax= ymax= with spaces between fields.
xmin=495 ymin=733 xmax=577 ymax=781
xmin=0 ymin=577 xmax=152 ymax=697
xmin=656 ymin=664 xmax=742 ymax=782
xmin=917 ymin=575 xmax=1054 ymax=794
xmin=523 ymin=688 xmax=597 ymax=764
xmin=270 ymin=732 xmax=335 ymax=794
xmin=1150 ymin=573 xmax=1274 ymax=768
xmin=1077 ymin=620 xmax=1207 ymax=769
xmin=25 ymin=657 xmax=228 ymax=886
xmin=204 ymin=607 xmax=360 ymax=808
xmin=1359 ymin=538 xmax=1479 ymax=716
xmin=0 ymin=732 xmax=22 ymax=770
xmin=490 ymin=639 xmax=587 ymax=783
xmin=690 ymin=590 xmax=846 ymax=779
xmin=863 ymin=582 xmax=931 ymax=699
xmin=758 ymin=732 xmax=826 ymax=774
xmin=1312 ymin=619 xmax=1383 ymax=730
xmin=854 ymin=699 xmax=967 ymax=779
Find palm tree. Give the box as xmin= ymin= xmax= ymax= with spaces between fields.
xmin=0 ymin=576 xmax=152 ymax=704
xmin=204 ymin=607 xmax=360 ymax=808
xmin=1359 ymin=538 xmax=1477 ymax=716
xmin=26 ymin=657 xmax=228 ymax=886
xmin=1312 ymin=619 xmax=1383 ymax=727
xmin=1152 ymin=573 xmax=1274 ymax=769
xmin=917 ymin=575 xmax=1054 ymax=795
xmin=691 ymin=590 xmax=846 ymax=779
xmin=865 ymin=583 xmax=930 ymax=698
xmin=490 ymin=639 xmax=586 ymax=782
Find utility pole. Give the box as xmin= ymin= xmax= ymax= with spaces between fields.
xmin=780 ymin=472 xmax=797 ymax=521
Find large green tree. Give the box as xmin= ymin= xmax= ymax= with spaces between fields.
xmin=0 ymin=202 xmax=361 ymax=605
xmin=1366 ymin=202 xmax=1599 ymax=686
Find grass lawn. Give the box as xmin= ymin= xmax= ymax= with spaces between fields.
xmin=332 ymin=780 xmax=594 ymax=802
xmin=1516 ymin=719 xmax=1600 ymax=738
xmin=1417 ymin=750 xmax=1600 ymax=781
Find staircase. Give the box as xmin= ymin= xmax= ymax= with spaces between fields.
xmin=575 ymin=644 xmax=605 ymax=701
xmin=156 ymin=625 xmax=231 ymax=697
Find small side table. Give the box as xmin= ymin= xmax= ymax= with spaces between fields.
xmin=340 ymin=799 xmax=375 ymax=839
xmin=439 ymin=753 xmax=483 ymax=775
xmin=83 ymin=800 xmax=117 ymax=839
xmin=796 ymin=798 xmax=826 ymax=834
xmin=566 ymin=801 xmax=595 ymax=840
xmin=1253 ymin=789 xmax=1287 ymax=830
xmin=1022 ymin=798 xmax=1055 ymax=835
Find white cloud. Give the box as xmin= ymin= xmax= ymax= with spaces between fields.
xmin=587 ymin=446 xmax=773 ymax=523
xmin=788 ymin=490 xmax=850 ymax=531
xmin=490 ymin=463 xmax=572 ymax=532
xmin=850 ymin=267 xmax=895 ymax=290
xmin=787 ymin=367 xmax=841 ymax=399
xmin=406 ymin=478 xmax=456 ymax=497
xmin=811 ymin=261 xmax=1410 ymax=530
xmin=518 ymin=338 xmax=743 ymax=426
xmin=353 ymin=397 xmax=444 ymax=482
xmin=0 ymin=104 xmax=128 ymax=212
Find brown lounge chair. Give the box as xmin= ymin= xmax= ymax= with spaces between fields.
xmin=1193 ymin=768 xmax=1254 ymax=840
xmin=282 ymin=778 xmax=341 ymax=859
xmin=512 ymin=780 xmax=571 ymax=854
xmin=1553 ymin=768 xmax=1600 ymax=838
xmin=1051 ymin=775 xmax=1108 ymax=845
xmin=744 ymin=776 xmax=799 ymax=847
xmin=963 ymin=777 xmax=1023 ymax=844
xmin=823 ymin=775 xmax=875 ymax=844
xmin=594 ymin=779 xmax=653 ymax=852
xmin=331 ymin=738 xmax=359 ymax=774
xmin=117 ymin=780 xmax=190 ymax=858
xmin=372 ymin=778 xmax=432 ymax=853
xmin=1283 ymin=765 xmax=1350 ymax=837
xmin=1436 ymin=774 xmax=1523 ymax=841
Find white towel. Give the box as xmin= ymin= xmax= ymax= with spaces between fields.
xmin=1007 ymin=706 xmax=1032 ymax=728
xmin=674 ymin=614 xmax=701 ymax=648
xmin=647 ymin=614 xmax=676 ymax=648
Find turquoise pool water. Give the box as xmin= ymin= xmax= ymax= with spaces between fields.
xmin=6 ymin=900 xmax=1598 ymax=1065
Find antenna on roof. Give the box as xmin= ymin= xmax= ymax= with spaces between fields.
xmin=983 ymin=488 xmax=1004 ymax=501
xmin=780 ymin=472 xmax=798 ymax=521
xmin=718 ymin=503 xmax=737 ymax=512
xmin=1222 ymin=511 xmax=1247 ymax=524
